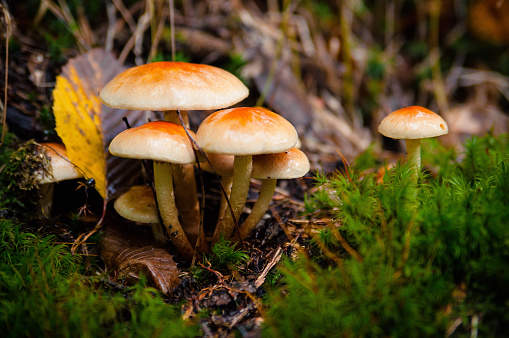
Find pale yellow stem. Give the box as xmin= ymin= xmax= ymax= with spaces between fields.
xmin=162 ymin=109 xmax=206 ymax=253
xmin=240 ymin=178 xmax=277 ymax=239
xmin=216 ymin=175 xmax=233 ymax=224
xmin=153 ymin=161 xmax=194 ymax=261
xmin=405 ymin=139 xmax=421 ymax=174
xmin=39 ymin=183 xmax=55 ymax=218
xmin=150 ymin=222 xmax=166 ymax=245
xmin=213 ymin=155 xmax=252 ymax=241
xmin=172 ymin=163 xmax=208 ymax=252
xmin=164 ymin=109 xmax=189 ymax=127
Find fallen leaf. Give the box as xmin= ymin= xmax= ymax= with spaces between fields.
xmin=115 ymin=246 xmax=180 ymax=294
xmin=53 ymin=48 xmax=149 ymax=200
xmin=101 ymin=221 xmax=180 ymax=294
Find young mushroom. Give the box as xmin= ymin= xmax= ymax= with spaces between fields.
xmin=113 ymin=185 xmax=166 ymax=245
xmin=240 ymin=147 xmax=310 ymax=239
xmin=378 ymin=106 xmax=449 ymax=172
xmin=108 ymin=121 xmax=203 ymax=261
xmin=196 ymin=107 xmax=298 ymax=241
xmin=100 ymin=62 xmax=249 ymax=246
xmin=35 ymin=143 xmax=84 ymax=217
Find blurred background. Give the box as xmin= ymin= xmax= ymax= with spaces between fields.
xmin=2 ymin=0 xmax=509 ymax=171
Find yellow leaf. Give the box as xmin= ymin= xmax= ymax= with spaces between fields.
xmin=53 ymin=75 xmax=107 ymax=198
xmin=52 ymin=49 xmax=149 ymax=202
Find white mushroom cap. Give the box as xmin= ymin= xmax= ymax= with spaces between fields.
xmin=252 ymin=148 xmax=310 ymax=179
xmin=378 ymin=106 xmax=448 ymax=139
xmin=100 ymin=61 xmax=249 ymax=111
xmin=109 ymin=121 xmax=197 ymax=164
xmin=196 ymin=107 xmax=298 ymax=155
xmin=114 ymin=185 xmax=159 ymax=224
xmin=36 ymin=143 xmax=83 ymax=184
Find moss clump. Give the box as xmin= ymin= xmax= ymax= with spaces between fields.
xmin=0 ymin=139 xmax=48 ymax=219
xmin=0 ymin=219 xmax=200 ymax=337
xmin=192 ymin=236 xmax=249 ymax=283
xmin=263 ymin=133 xmax=509 ymax=337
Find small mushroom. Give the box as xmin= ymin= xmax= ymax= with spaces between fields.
xmin=196 ymin=107 xmax=298 ymax=241
xmin=378 ymin=106 xmax=449 ymax=172
xmin=35 ymin=143 xmax=83 ymax=217
xmin=113 ymin=185 xmax=166 ymax=244
xmin=240 ymin=148 xmax=310 ymax=239
xmin=109 ymin=121 xmax=203 ymax=261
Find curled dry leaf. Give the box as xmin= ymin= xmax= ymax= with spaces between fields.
xmin=115 ymin=246 xmax=180 ymax=294
xmin=101 ymin=222 xmax=180 ymax=294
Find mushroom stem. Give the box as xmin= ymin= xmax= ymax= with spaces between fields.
xmin=164 ymin=109 xmax=189 ymax=127
xmin=162 ymin=109 xmax=206 ymax=252
xmin=172 ymin=163 xmax=208 ymax=252
xmin=153 ymin=161 xmax=194 ymax=261
xmin=240 ymin=178 xmax=277 ymax=239
xmin=213 ymin=155 xmax=252 ymax=241
xmin=150 ymin=223 xmax=167 ymax=244
xmin=405 ymin=139 xmax=421 ymax=172
xmin=216 ymin=175 xmax=233 ymax=225
xmin=39 ymin=183 xmax=55 ymax=218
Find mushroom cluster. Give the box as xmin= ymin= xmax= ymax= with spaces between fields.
xmin=100 ymin=61 xmax=309 ymax=262
xmin=195 ymin=106 xmax=306 ymax=241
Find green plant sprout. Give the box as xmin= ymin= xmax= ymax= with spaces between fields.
xmin=192 ymin=236 xmax=249 ymax=283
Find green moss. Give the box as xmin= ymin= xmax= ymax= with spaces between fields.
xmin=0 ymin=139 xmax=46 ymax=218
xmin=0 ymin=219 xmax=200 ymax=337
xmin=192 ymin=236 xmax=249 ymax=283
xmin=263 ymin=133 xmax=509 ymax=337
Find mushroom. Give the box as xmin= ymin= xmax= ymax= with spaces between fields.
xmin=99 ymin=61 xmax=249 ymax=126
xmin=240 ymin=147 xmax=310 ymax=239
xmin=378 ymin=106 xmax=449 ymax=172
xmin=35 ymin=143 xmax=84 ymax=217
xmin=196 ymin=107 xmax=298 ymax=241
xmin=108 ymin=121 xmax=202 ymax=261
xmin=113 ymin=185 xmax=166 ymax=244
xmin=100 ymin=61 xmax=249 ymax=246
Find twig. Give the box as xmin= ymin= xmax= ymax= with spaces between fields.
xmin=118 ymin=12 xmax=150 ymax=65
xmin=169 ymin=0 xmax=175 ymax=61
xmin=0 ymin=0 xmax=11 ymax=145
xmin=148 ymin=2 xmax=168 ymax=62
xmin=112 ymin=0 xmax=136 ymax=32
xmin=255 ymin=247 xmax=283 ymax=288
xmin=71 ymin=199 xmax=107 ymax=255
xmin=105 ymin=3 xmax=117 ymax=52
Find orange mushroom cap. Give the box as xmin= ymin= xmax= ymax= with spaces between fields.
xmin=100 ymin=62 xmax=248 ymax=111
xmin=109 ymin=121 xmax=196 ymax=164
xmin=196 ymin=107 xmax=298 ymax=155
xmin=378 ymin=106 xmax=448 ymax=140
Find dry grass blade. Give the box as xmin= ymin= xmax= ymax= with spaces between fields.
xmin=0 ymin=0 xmax=11 ymax=145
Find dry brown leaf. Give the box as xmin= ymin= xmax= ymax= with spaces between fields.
xmin=101 ymin=222 xmax=180 ymax=294
xmin=115 ymin=246 xmax=180 ymax=294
